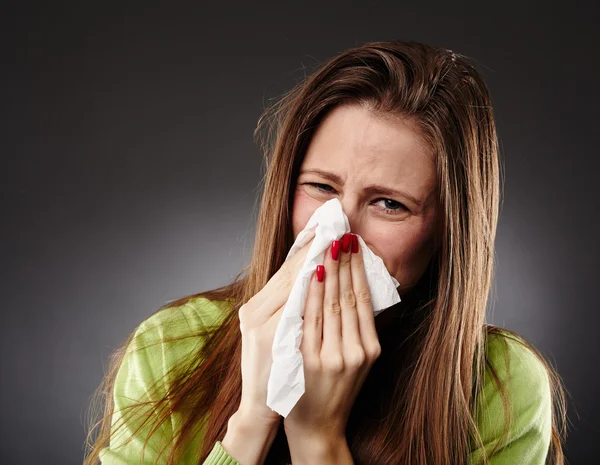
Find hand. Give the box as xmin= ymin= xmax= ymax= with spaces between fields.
xmin=235 ymin=237 xmax=314 ymax=427
xmin=284 ymin=233 xmax=382 ymax=446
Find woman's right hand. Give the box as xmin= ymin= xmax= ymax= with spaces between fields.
xmin=235 ymin=238 xmax=314 ymax=427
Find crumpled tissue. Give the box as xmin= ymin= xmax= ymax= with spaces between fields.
xmin=266 ymin=198 xmax=401 ymax=417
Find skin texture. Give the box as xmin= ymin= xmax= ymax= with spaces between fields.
xmin=281 ymin=104 xmax=441 ymax=462
xmin=284 ymin=234 xmax=381 ymax=464
xmin=292 ymin=103 xmax=439 ymax=297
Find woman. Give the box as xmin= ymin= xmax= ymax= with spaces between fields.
xmin=84 ymin=40 xmax=567 ymax=464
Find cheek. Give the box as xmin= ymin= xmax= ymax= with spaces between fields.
xmin=291 ymin=188 xmax=322 ymax=239
xmin=368 ymin=224 xmax=433 ymax=286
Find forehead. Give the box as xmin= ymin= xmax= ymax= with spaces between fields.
xmin=301 ymin=104 xmax=437 ymax=192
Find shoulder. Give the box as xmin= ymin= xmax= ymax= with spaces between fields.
xmin=134 ymin=295 xmax=233 ymax=344
xmin=482 ymin=329 xmax=551 ymax=405
xmin=103 ymin=296 xmax=234 ymax=460
xmin=470 ymin=329 xmax=553 ymax=462
xmin=117 ymin=295 xmax=233 ymax=397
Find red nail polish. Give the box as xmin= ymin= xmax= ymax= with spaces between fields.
xmin=351 ymin=234 xmax=359 ymax=253
xmin=331 ymin=240 xmax=341 ymax=261
xmin=341 ymin=233 xmax=352 ymax=253
xmin=316 ymin=265 xmax=325 ymax=282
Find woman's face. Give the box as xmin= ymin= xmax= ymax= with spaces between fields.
xmin=292 ymin=103 xmax=439 ymax=296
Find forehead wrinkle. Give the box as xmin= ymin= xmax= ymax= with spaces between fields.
xmin=299 ymin=167 xmax=426 ymax=208
xmin=301 ymin=104 xmax=437 ymax=206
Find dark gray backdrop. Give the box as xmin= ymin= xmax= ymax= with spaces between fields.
xmin=1 ymin=3 xmax=598 ymax=464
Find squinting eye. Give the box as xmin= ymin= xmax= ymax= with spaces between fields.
xmin=304 ymin=183 xmax=407 ymax=215
xmin=306 ymin=182 xmax=336 ymax=193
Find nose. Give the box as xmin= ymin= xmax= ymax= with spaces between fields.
xmin=339 ymin=196 xmax=366 ymax=238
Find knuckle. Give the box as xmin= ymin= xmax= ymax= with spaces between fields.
xmin=356 ymin=288 xmax=372 ymax=305
xmin=339 ymin=255 xmax=352 ymax=268
xmin=239 ymin=301 xmax=251 ymax=313
xmin=241 ymin=294 xmax=261 ymax=315
xmin=322 ymin=355 xmax=344 ymax=373
xmin=306 ymin=313 xmax=322 ymax=330
xmin=324 ymin=299 xmax=342 ymax=316
xmin=346 ymin=348 xmax=366 ymax=368
xmin=341 ymin=290 xmax=356 ymax=308
xmin=366 ymin=342 xmax=382 ymax=360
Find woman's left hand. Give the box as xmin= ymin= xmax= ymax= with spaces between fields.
xmin=283 ymin=232 xmax=382 ymax=449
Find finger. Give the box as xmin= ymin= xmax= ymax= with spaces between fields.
xmin=339 ymin=234 xmax=362 ymax=349
xmin=248 ymin=236 xmax=314 ymax=317
xmin=349 ymin=234 xmax=379 ymax=353
xmin=321 ymin=238 xmax=342 ymax=358
xmin=300 ymin=264 xmax=325 ymax=358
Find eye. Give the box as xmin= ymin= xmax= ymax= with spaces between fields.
xmin=303 ymin=182 xmax=407 ymax=215
xmin=374 ymin=198 xmax=407 ymax=215
xmin=305 ymin=182 xmax=337 ymax=193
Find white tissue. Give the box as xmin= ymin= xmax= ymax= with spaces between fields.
xmin=266 ymin=198 xmax=401 ymax=417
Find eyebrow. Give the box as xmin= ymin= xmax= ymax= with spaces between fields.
xmin=299 ymin=168 xmax=424 ymax=207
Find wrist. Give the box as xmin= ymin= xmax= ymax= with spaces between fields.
xmin=229 ymin=408 xmax=281 ymax=436
xmin=285 ymin=429 xmax=352 ymax=465
xmin=221 ymin=411 xmax=281 ymax=465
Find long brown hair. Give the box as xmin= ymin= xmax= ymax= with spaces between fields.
xmin=84 ymin=40 xmax=567 ymax=465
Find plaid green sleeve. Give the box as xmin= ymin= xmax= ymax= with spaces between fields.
xmin=99 ymin=297 xmax=232 ymax=464
xmin=468 ymin=333 xmax=552 ymax=465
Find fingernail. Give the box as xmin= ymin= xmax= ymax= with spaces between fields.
xmin=316 ymin=264 xmax=325 ymax=282
xmin=331 ymin=240 xmax=341 ymax=261
xmin=341 ymin=233 xmax=352 ymax=253
xmin=351 ymin=234 xmax=359 ymax=253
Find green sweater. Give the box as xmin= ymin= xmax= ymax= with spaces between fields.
xmin=98 ymin=296 xmax=552 ymax=464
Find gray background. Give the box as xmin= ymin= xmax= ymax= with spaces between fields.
xmin=1 ymin=2 xmax=598 ymax=464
